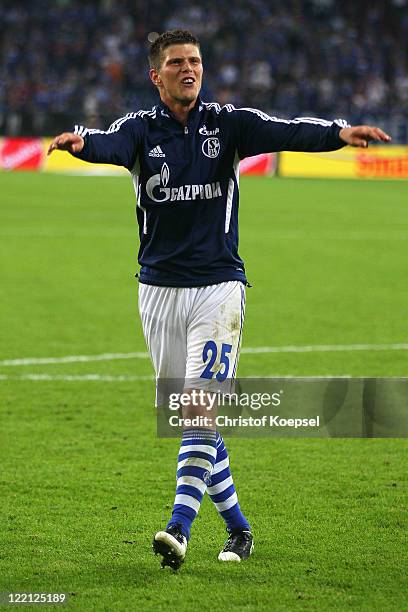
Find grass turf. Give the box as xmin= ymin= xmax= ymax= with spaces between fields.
xmin=1 ymin=173 xmax=407 ymax=610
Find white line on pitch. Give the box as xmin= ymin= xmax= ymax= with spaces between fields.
xmin=1 ymin=343 xmax=408 ymax=367
xmin=0 ymin=352 xmax=149 ymax=366
xmin=242 ymin=343 xmax=408 ymax=354
xmin=0 ymin=373 xmax=353 ymax=382
xmin=0 ymin=373 xmax=155 ymax=382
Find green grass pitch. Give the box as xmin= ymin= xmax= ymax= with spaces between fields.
xmin=1 ymin=173 xmax=407 ymax=610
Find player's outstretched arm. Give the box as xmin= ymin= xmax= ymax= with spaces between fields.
xmin=233 ymin=108 xmax=392 ymax=158
xmin=47 ymin=118 xmax=141 ymax=170
xmin=47 ymin=132 xmax=84 ymax=156
xmin=339 ymin=125 xmax=391 ymax=148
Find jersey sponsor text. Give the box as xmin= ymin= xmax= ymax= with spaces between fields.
xmin=146 ymin=162 xmax=222 ymax=202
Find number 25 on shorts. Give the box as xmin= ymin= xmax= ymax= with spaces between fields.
xmin=200 ymin=341 xmax=232 ymax=382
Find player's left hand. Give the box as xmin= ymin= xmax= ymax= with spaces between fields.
xmin=339 ymin=125 xmax=391 ymax=148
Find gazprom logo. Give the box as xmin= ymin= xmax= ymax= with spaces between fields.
xmin=145 ymin=162 xmax=222 ymax=203
xmin=146 ymin=162 xmax=170 ymax=202
xmin=161 ymin=162 xmax=169 ymax=186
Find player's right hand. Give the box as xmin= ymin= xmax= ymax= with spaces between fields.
xmin=47 ymin=132 xmax=84 ymax=155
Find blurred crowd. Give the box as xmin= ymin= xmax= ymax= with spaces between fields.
xmin=1 ymin=0 xmax=407 ymax=136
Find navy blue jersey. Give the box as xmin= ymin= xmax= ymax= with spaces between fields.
xmin=73 ymin=97 xmax=348 ymax=287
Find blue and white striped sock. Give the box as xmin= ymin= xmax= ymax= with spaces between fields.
xmin=167 ymin=428 xmax=217 ymax=540
xmin=207 ymin=433 xmax=250 ymax=532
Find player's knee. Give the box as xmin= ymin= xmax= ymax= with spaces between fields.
xmin=181 ymin=388 xmax=218 ymax=426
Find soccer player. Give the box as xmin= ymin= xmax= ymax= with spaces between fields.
xmin=48 ymin=29 xmax=391 ymax=570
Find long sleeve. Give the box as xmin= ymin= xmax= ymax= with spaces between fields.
xmin=234 ymin=107 xmax=350 ymax=159
xmin=72 ymin=113 xmax=144 ymax=170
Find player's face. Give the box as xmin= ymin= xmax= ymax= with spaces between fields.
xmin=151 ymin=44 xmax=203 ymax=108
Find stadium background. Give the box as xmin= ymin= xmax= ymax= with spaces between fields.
xmin=1 ymin=1 xmax=407 ymax=610
xmin=1 ymin=0 xmax=408 ymax=136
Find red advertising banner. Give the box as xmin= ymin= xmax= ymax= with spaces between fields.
xmin=240 ymin=153 xmax=276 ymax=176
xmin=0 ymin=138 xmax=44 ymax=170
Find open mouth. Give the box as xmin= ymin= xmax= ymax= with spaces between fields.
xmin=181 ymin=77 xmax=195 ymax=86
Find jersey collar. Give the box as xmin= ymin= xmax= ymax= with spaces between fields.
xmin=156 ymin=96 xmax=204 ymax=126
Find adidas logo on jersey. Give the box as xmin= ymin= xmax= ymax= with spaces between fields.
xmin=149 ymin=145 xmax=165 ymax=157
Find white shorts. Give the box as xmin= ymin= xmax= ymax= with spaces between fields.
xmin=138 ymin=281 xmax=246 ymax=389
